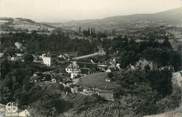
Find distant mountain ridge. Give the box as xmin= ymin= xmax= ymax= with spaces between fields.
xmin=50 ymin=7 xmax=182 ymax=31
xmin=0 ymin=7 xmax=182 ymax=33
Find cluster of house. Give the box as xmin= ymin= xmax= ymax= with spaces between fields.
xmin=65 ymin=61 xmax=81 ymax=79
xmin=34 ymin=52 xmax=78 ymax=67
xmin=106 ymin=58 xmax=121 ymax=71
xmin=30 ymin=72 xmax=57 ymax=84
xmin=28 ymin=51 xmax=123 ymax=102
xmin=127 ymin=58 xmax=175 ymax=72
xmin=1 ymin=41 xmax=121 ymax=81
xmin=0 ymin=42 xmax=25 ymax=62
xmin=64 ymin=57 xmax=122 ymax=79
xmin=128 ymin=58 xmax=157 ymax=71
xmin=29 ymin=65 xmax=118 ymax=101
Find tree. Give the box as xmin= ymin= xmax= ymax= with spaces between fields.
xmin=112 ymin=69 xmax=173 ymax=115
xmin=162 ymin=38 xmax=172 ymax=49
xmin=24 ymin=54 xmax=34 ymax=64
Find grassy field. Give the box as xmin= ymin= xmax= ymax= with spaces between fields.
xmin=78 ymin=72 xmax=119 ymax=90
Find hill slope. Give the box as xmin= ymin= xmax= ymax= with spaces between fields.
xmin=53 ymin=7 xmax=182 ymax=31
xmin=0 ymin=17 xmax=55 ymax=32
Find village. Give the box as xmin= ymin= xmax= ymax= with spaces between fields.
xmin=1 ymin=1 xmax=182 ymax=116
xmin=0 ymin=31 xmax=182 ymax=116
xmin=0 ymin=13 xmax=182 ymax=116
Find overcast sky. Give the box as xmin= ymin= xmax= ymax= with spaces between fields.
xmin=0 ymin=0 xmax=182 ymax=22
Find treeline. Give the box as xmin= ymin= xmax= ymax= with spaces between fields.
xmin=0 ymin=32 xmax=99 ymax=55
xmin=108 ymin=36 xmax=181 ymax=70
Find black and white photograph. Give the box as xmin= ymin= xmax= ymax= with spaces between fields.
xmin=0 ymin=0 xmax=182 ymax=117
